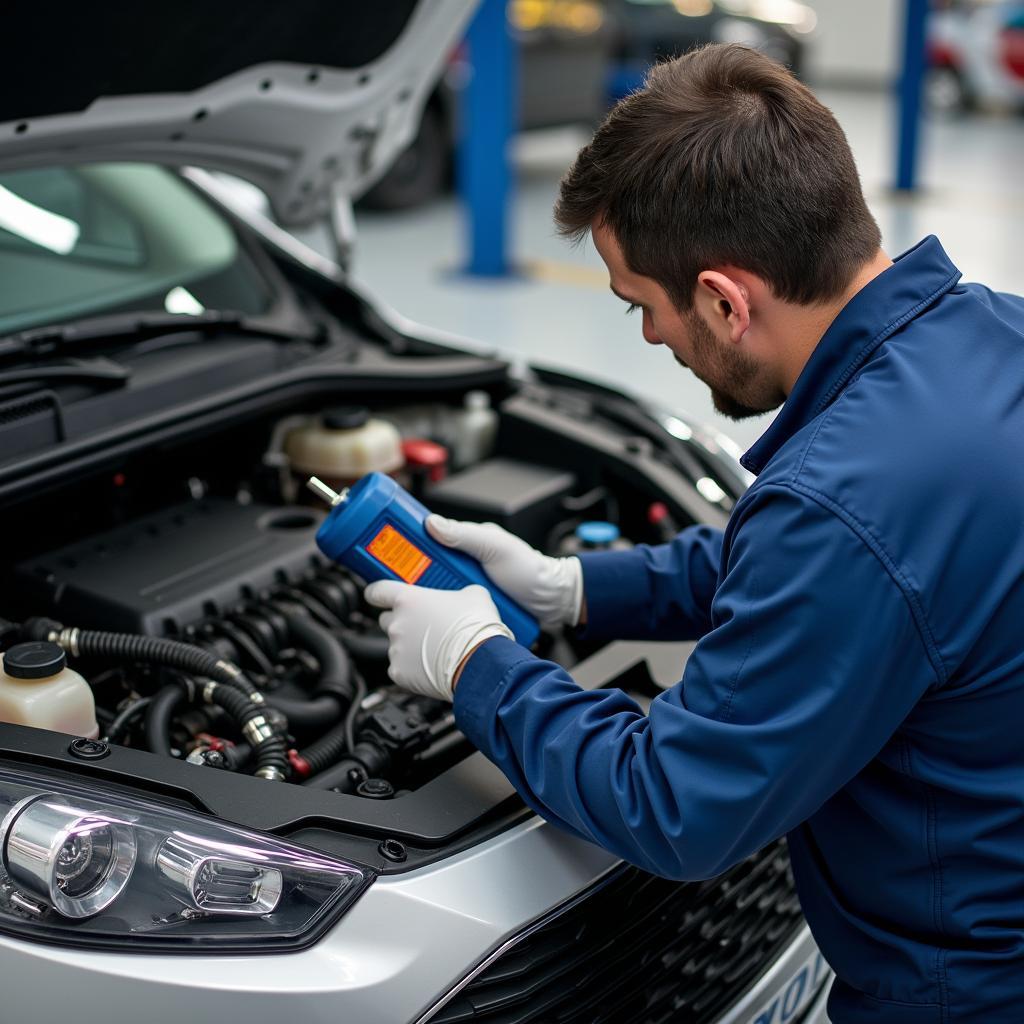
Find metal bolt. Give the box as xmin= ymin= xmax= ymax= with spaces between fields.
xmin=356 ymin=778 xmax=394 ymax=800
xmin=68 ymin=738 xmax=110 ymax=760
xmin=201 ymin=750 xmax=228 ymax=770
xmin=378 ymin=838 xmax=407 ymax=863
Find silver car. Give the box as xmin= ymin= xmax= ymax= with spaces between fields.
xmin=0 ymin=2 xmax=831 ymax=1021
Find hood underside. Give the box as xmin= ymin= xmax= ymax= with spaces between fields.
xmin=0 ymin=0 xmax=476 ymax=225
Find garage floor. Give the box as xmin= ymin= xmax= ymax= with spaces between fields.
xmin=352 ymin=89 xmax=1024 ymax=451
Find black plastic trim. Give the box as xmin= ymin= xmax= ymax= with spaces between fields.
xmin=0 ymin=723 xmax=521 ymax=847
xmin=0 ymin=353 xmax=511 ymax=503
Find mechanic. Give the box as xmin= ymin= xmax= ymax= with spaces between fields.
xmin=365 ymin=44 xmax=1024 ymax=1023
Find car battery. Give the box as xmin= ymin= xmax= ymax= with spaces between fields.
xmin=423 ymin=458 xmax=576 ymax=549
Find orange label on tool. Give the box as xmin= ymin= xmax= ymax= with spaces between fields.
xmin=366 ymin=524 xmax=432 ymax=584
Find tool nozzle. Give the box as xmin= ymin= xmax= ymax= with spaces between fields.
xmin=306 ymin=476 xmax=347 ymax=507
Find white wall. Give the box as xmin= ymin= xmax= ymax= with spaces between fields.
xmin=805 ymin=0 xmax=903 ymax=87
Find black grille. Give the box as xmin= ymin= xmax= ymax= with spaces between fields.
xmin=430 ymin=839 xmax=802 ymax=1024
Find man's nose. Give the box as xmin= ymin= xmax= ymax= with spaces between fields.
xmin=642 ymin=311 xmax=661 ymax=345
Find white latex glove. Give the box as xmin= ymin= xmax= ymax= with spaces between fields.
xmin=364 ymin=582 xmax=513 ymax=702
xmin=426 ymin=516 xmax=584 ymax=629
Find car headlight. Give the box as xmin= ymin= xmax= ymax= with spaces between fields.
xmin=0 ymin=766 xmax=372 ymax=952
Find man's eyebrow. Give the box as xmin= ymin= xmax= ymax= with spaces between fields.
xmin=609 ymin=284 xmax=640 ymax=305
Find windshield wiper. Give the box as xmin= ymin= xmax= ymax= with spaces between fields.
xmin=0 ymin=356 xmax=131 ymax=392
xmin=0 ymin=310 xmax=320 ymax=365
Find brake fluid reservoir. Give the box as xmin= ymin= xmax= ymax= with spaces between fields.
xmin=0 ymin=642 xmax=99 ymax=738
xmin=285 ymin=407 xmax=403 ymax=487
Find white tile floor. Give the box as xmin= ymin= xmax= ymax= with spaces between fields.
xmin=350 ymin=90 xmax=1024 ymax=451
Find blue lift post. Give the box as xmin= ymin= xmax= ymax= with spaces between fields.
xmin=458 ymin=0 xmax=517 ymax=277
xmin=895 ymin=0 xmax=929 ymax=191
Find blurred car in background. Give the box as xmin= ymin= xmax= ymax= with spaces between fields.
xmin=603 ymin=0 xmax=814 ymax=102
xmin=928 ymin=0 xmax=1024 ymax=112
xmin=364 ymin=0 xmax=814 ymax=209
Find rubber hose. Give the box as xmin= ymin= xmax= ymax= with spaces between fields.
xmin=295 ymin=671 xmax=366 ymax=773
xmin=207 ymin=683 xmax=288 ymax=779
xmin=303 ymin=739 xmax=390 ymax=790
xmin=70 ymin=629 xmax=260 ymax=699
xmin=344 ymin=672 xmax=368 ymax=757
xmin=263 ymin=693 xmax=341 ymax=730
xmin=335 ymin=626 xmax=389 ymax=661
xmin=302 ymin=578 xmax=356 ymax=623
xmin=280 ymin=610 xmax=355 ymax=702
xmin=145 ymin=684 xmax=187 ymax=756
xmin=298 ymin=720 xmax=352 ymax=777
xmin=275 ymin=588 xmax=338 ymax=630
xmin=255 ymin=733 xmax=289 ymax=779
xmin=226 ymin=611 xmax=281 ymax=661
xmin=106 ymin=697 xmax=153 ymax=744
xmin=211 ymin=619 xmax=275 ymax=677
xmin=222 ymin=742 xmax=252 ymax=771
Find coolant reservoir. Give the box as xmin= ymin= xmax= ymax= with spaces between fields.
xmin=0 ymin=642 xmax=99 ymax=738
xmin=285 ymin=406 xmax=403 ymax=487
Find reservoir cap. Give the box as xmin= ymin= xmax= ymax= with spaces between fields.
xmin=4 ymin=641 xmax=66 ymax=679
xmin=576 ymin=521 xmax=620 ymax=548
xmin=322 ymin=406 xmax=370 ymax=431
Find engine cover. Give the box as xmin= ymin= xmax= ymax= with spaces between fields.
xmin=15 ymin=499 xmax=325 ymax=634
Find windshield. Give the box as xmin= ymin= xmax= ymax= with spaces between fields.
xmin=0 ymin=163 xmax=273 ymax=336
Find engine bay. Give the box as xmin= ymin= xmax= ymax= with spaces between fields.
xmin=0 ymin=378 xmax=735 ymax=869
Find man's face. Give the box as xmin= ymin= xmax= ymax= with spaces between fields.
xmin=591 ymin=222 xmax=783 ymax=420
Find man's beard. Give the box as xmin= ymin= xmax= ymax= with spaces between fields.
xmin=682 ymin=309 xmax=784 ymax=421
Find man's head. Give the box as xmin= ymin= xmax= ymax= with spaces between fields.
xmin=556 ymin=44 xmax=883 ymax=419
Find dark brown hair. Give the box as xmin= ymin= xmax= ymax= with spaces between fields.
xmin=555 ymin=44 xmax=880 ymax=310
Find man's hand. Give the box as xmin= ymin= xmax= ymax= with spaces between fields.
xmin=426 ymin=516 xmax=585 ymax=628
xmin=364 ymin=582 xmax=513 ymax=702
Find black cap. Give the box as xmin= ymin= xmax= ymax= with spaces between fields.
xmin=4 ymin=641 xmax=66 ymax=680
xmin=322 ymin=406 xmax=370 ymax=431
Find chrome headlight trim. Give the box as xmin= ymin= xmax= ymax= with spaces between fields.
xmin=0 ymin=764 xmax=374 ymax=953
xmin=2 ymin=795 xmax=137 ymax=919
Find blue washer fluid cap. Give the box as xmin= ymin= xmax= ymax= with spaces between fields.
xmin=576 ymin=521 xmax=620 ymax=547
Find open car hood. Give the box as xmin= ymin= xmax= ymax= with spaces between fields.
xmin=0 ymin=1 xmax=475 ymax=226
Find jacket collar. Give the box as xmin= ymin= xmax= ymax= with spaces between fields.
xmin=740 ymin=236 xmax=962 ymax=475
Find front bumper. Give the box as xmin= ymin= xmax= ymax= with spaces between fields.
xmin=0 ymin=815 xmax=829 ymax=1024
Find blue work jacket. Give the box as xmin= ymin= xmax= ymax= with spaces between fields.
xmin=454 ymin=237 xmax=1024 ymax=1023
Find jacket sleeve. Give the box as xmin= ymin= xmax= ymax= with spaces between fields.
xmin=453 ymin=485 xmax=943 ymax=881
xmin=577 ymin=524 xmax=724 ymax=641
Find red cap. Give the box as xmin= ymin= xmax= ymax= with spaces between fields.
xmin=647 ymin=501 xmax=670 ymax=525
xmin=288 ymin=749 xmax=312 ymax=779
xmin=402 ymin=439 xmax=448 ymax=482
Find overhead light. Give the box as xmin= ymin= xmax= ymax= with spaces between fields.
xmin=0 ymin=185 xmax=80 ymax=255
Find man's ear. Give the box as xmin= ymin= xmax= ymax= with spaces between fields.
xmin=696 ymin=271 xmax=750 ymax=344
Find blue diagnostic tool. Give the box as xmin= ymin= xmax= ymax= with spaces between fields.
xmin=308 ymin=473 xmax=539 ymax=647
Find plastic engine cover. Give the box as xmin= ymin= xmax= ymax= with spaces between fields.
xmin=15 ymin=499 xmax=325 ymax=634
